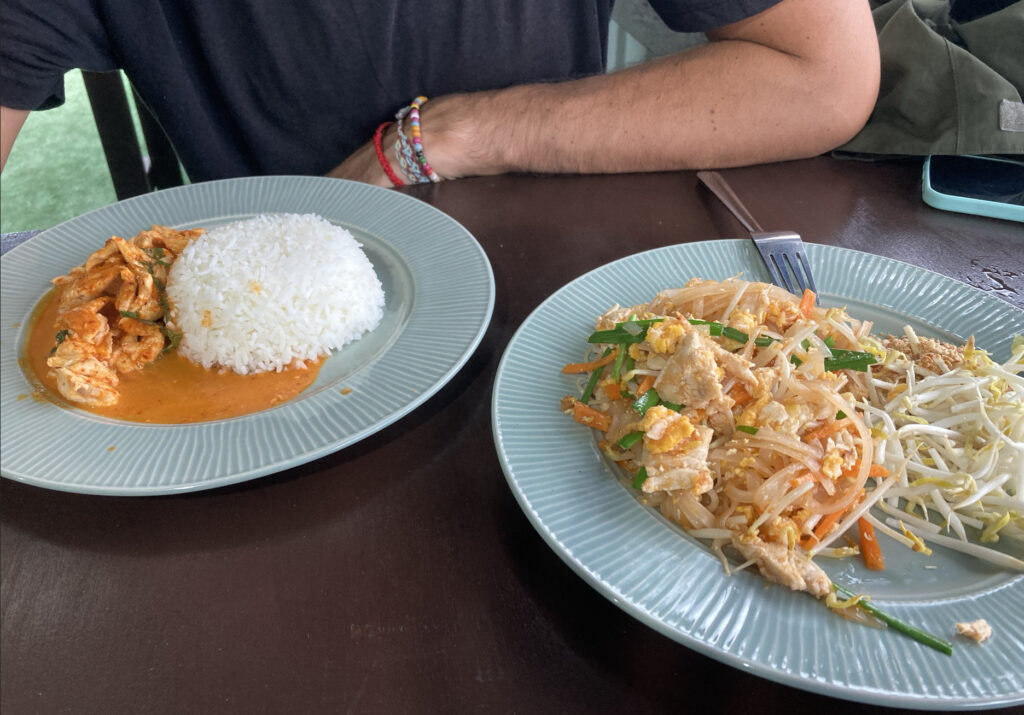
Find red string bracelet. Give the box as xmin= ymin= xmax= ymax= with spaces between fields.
xmin=373 ymin=122 xmax=404 ymax=187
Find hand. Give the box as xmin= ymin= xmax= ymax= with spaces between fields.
xmin=325 ymin=96 xmax=478 ymax=186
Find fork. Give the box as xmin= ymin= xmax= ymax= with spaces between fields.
xmin=696 ymin=170 xmax=818 ymax=298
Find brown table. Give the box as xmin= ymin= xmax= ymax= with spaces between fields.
xmin=2 ymin=157 xmax=1022 ymax=714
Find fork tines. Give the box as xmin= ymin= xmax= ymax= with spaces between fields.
xmin=751 ymin=231 xmax=818 ymax=298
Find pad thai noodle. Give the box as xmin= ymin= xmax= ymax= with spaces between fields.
xmin=561 ymin=278 xmax=1023 ymax=612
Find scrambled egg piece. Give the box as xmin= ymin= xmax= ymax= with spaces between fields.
xmin=821 ymin=447 xmax=845 ymax=480
xmin=645 ymin=318 xmax=686 ymax=354
xmin=642 ymin=405 xmax=695 ymax=454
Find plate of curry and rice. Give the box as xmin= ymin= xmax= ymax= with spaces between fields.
xmin=0 ymin=176 xmax=494 ymax=495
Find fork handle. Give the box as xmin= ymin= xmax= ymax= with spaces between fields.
xmin=696 ymin=170 xmax=764 ymax=234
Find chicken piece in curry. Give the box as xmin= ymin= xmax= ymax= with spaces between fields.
xmin=45 ymin=225 xmax=203 ymax=406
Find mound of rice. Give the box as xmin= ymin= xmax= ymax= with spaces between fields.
xmin=166 ymin=213 xmax=385 ymax=374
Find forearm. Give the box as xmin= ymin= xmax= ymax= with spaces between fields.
xmin=423 ymin=0 xmax=879 ymax=178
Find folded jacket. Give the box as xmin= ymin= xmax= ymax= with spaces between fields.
xmin=837 ymin=0 xmax=1024 ymax=157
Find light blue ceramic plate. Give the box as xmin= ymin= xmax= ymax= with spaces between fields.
xmin=1 ymin=176 xmax=493 ymax=495
xmin=492 ymin=240 xmax=1024 ymax=710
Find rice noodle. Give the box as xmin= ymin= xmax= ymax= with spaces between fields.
xmin=566 ymin=278 xmax=1024 ymax=599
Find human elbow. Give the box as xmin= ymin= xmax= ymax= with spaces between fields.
xmin=809 ymin=38 xmax=881 ymax=151
xmin=824 ymin=59 xmax=880 ymax=149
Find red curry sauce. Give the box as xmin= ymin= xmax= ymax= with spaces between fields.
xmin=23 ymin=288 xmax=322 ymax=424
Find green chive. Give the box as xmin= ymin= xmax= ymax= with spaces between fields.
xmin=661 ymin=401 xmax=683 ymax=411
xmin=580 ymin=348 xmax=612 ymax=403
xmin=829 ymin=348 xmax=873 ymax=359
xmin=587 ymin=328 xmax=646 ymax=345
xmin=831 ymin=582 xmax=952 ymax=656
xmin=836 ymin=410 xmax=847 ymax=420
xmin=632 ymin=467 xmax=649 ymax=490
xmin=587 ymin=318 xmax=665 ymax=345
xmin=736 ymin=425 xmax=759 ymax=435
xmin=612 ymin=345 xmax=627 ymax=381
xmin=721 ymin=326 xmax=748 ymax=343
xmin=617 ymin=431 xmax=645 ymax=449
xmin=824 ymin=353 xmax=876 ymax=372
xmin=618 ymin=318 xmax=664 ymax=328
xmin=688 ymin=318 xmax=725 ymax=337
xmin=119 ymin=310 xmax=141 ymax=319
xmin=632 ymin=389 xmax=660 ymax=415
xmin=687 ymin=319 xmax=776 ymax=348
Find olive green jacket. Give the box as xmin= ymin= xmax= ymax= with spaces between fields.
xmin=838 ymin=0 xmax=1024 ymax=157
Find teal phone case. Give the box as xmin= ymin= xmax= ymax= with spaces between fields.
xmin=921 ymin=155 xmax=1024 ymax=223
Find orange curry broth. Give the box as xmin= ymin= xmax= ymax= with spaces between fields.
xmin=23 ymin=288 xmax=322 ymax=424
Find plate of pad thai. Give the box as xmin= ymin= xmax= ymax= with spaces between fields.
xmin=492 ymin=239 xmax=1023 ymax=709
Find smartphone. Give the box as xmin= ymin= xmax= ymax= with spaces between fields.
xmin=921 ymin=154 xmax=1024 ymax=223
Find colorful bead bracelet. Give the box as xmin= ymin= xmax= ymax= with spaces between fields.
xmin=394 ymin=96 xmax=441 ymax=183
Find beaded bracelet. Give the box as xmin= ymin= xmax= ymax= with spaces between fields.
xmin=373 ymin=122 xmax=404 ymax=187
xmin=391 ymin=96 xmax=441 ymax=183
xmin=393 ymin=109 xmax=427 ymax=184
xmin=407 ymin=96 xmax=442 ymax=183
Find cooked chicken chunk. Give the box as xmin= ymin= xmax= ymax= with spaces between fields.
xmin=653 ymin=324 xmax=756 ymax=416
xmin=52 ymin=261 xmax=123 ymax=311
xmin=955 ymin=619 xmax=992 ymax=643
xmin=111 ymin=317 xmax=166 ymax=373
xmin=44 ymin=225 xmax=200 ymax=406
xmin=47 ymin=351 xmax=120 ymax=406
xmin=731 ymin=533 xmax=831 ymax=597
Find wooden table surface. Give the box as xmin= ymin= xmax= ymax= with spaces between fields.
xmin=2 ymin=156 xmax=1022 ymax=714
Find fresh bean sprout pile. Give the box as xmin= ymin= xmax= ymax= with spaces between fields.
xmin=855 ymin=331 xmax=1024 ymax=571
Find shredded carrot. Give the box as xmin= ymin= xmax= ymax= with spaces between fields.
xmin=562 ymin=349 xmax=618 ymax=374
xmin=572 ymin=401 xmax=612 ymax=432
xmin=636 ymin=374 xmax=656 ymax=396
xmin=812 ymin=508 xmax=845 ymax=542
xmin=788 ymin=473 xmax=814 ymax=488
xmin=799 ymin=288 xmax=816 ymax=319
xmin=803 ymin=417 xmax=853 ymax=443
xmin=602 ymin=380 xmax=622 ymax=400
xmin=858 ymin=517 xmax=885 ymax=570
xmin=839 ymin=461 xmax=888 ymax=481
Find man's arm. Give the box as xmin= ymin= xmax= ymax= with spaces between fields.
xmin=1 ymin=106 xmax=31 ymax=171
xmin=331 ymin=0 xmax=878 ymax=186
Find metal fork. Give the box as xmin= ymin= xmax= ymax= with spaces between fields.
xmin=696 ymin=170 xmax=818 ymax=298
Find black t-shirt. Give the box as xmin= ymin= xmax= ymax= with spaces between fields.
xmin=1 ymin=0 xmax=781 ymax=181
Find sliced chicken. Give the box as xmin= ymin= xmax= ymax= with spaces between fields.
xmin=731 ymin=533 xmax=831 ymax=597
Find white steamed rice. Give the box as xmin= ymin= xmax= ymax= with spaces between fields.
xmin=166 ymin=213 xmax=385 ymax=374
